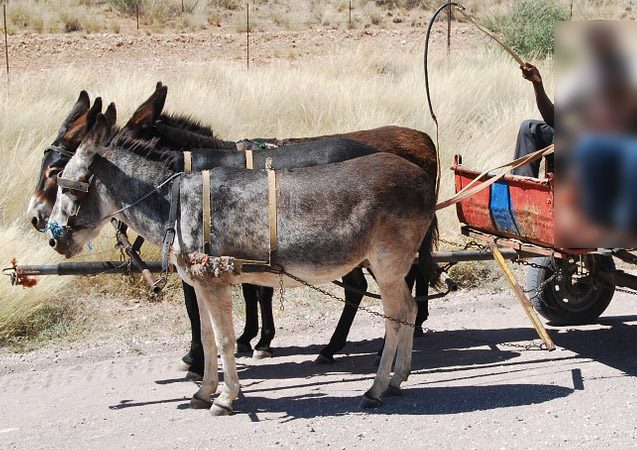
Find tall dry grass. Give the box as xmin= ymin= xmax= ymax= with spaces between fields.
xmin=0 ymin=37 xmax=551 ymax=344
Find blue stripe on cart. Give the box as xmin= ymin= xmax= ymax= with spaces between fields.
xmin=489 ymin=180 xmax=520 ymax=235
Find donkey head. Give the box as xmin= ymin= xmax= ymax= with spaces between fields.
xmin=48 ymin=112 xmax=115 ymax=258
xmin=27 ymin=91 xmax=103 ymax=231
xmin=120 ymin=82 xmax=219 ymax=151
xmin=121 ymin=82 xmax=169 ymax=143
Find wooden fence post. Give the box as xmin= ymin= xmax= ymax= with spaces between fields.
xmin=3 ymin=2 xmax=8 ymax=82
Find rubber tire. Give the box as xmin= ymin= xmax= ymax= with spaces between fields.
xmin=525 ymin=255 xmax=615 ymax=325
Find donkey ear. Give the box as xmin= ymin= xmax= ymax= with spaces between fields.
xmin=125 ymin=85 xmax=168 ymax=128
xmin=104 ymin=102 xmax=117 ymax=127
xmin=60 ymin=90 xmax=92 ymax=143
xmin=86 ymin=97 xmax=103 ymax=130
xmin=84 ymin=114 xmax=111 ymax=148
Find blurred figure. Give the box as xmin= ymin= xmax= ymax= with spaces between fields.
xmin=554 ymin=21 xmax=637 ymax=247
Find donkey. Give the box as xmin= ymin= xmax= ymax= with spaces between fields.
xmin=127 ymin=83 xmax=438 ymax=363
xmin=27 ymin=86 xmax=437 ymax=372
xmin=47 ymin=113 xmax=437 ymax=414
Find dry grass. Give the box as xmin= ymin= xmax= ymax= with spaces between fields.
xmin=0 ymin=35 xmax=550 ymax=345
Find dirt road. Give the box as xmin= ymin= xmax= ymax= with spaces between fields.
xmin=1 ymin=289 xmax=635 ymax=449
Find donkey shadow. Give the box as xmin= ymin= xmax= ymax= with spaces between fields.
xmin=234 ymin=383 xmax=573 ymax=419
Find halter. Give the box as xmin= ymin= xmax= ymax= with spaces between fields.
xmin=44 ymin=144 xmax=75 ymax=159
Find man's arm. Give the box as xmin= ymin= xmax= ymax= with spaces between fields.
xmin=521 ymin=63 xmax=554 ymax=128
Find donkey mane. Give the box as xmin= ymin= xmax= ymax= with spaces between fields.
xmin=157 ymin=113 xmax=214 ymax=137
xmin=110 ymin=133 xmax=183 ymax=170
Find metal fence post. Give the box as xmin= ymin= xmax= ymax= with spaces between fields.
xmin=246 ymin=3 xmax=250 ymax=70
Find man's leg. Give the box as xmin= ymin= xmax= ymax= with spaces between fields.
xmin=512 ymin=120 xmax=554 ymax=177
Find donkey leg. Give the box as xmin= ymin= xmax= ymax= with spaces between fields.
xmin=204 ymin=284 xmax=240 ymax=416
xmin=237 ymin=284 xmax=259 ymax=354
xmin=254 ymin=287 xmax=275 ymax=359
xmin=388 ymin=282 xmax=417 ymax=394
xmin=361 ymin=276 xmax=413 ymax=408
xmin=189 ymin=285 xmax=219 ymax=410
xmin=373 ymin=266 xmax=417 ymax=361
xmin=182 ymin=282 xmax=205 ymax=378
xmin=317 ymin=268 xmax=367 ymax=364
xmin=414 ymin=268 xmax=429 ymax=335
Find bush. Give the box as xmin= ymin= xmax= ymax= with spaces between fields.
xmin=489 ymin=0 xmax=569 ymax=58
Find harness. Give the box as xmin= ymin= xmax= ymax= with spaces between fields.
xmin=167 ymin=149 xmax=280 ymax=274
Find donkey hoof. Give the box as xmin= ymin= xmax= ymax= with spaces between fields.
xmin=360 ymin=394 xmax=382 ymax=409
xmin=185 ymin=371 xmax=203 ymax=382
xmin=385 ymin=385 xmax=402 ymax=397
xmin=315 ymin=354 xmax=335 ymax=365
xmin=253 ymin=349 xmax=273 ymax=359
xmin=189 ymin=394 xmax=212 ymax=410
xmin=236 ymin=342 xmax=252 ymax=355
xmin=210 ymin=403 xmax=233 ymax=416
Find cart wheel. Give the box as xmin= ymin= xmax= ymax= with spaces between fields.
xmin=525 ymin=255 xmax=615 ymax=325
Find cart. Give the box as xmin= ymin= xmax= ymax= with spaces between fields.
xmin=453 ymin=153 xmax=637 ymax=326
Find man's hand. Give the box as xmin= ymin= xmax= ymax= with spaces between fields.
xmin=521 ymin=63 xmax=542 ymax=84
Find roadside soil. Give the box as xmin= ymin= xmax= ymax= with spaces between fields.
xmin=0 ymin=288 xmax=635 ymax=449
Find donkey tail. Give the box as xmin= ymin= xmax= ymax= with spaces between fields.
xmin=418 ymin=214 xmax=441 ymax=289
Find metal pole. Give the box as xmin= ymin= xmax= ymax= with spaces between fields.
xmin=3 ymin=2 xmax=8 ymax=81
xmin=246 ymin=3 xmax=250 ymax=70
xmin=135 ymin=2 xmax=139 ymax=30
xmin=348 ymin=1 xmax=352 ymax=26
xmin=570 ymin=0 xmax=573 ymax=20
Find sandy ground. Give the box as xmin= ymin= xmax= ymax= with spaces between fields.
xmin=3 ymin=22 xmax=479 ymax=73
xmin=0 ymin=287 xmax=635 ymax=449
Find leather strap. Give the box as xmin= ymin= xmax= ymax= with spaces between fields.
xmin=183 ymin=151 xmax=192 ymax=173
xmin=57 ymin=172 xmax=90 ymax=193
xmin=267 ymin=163 xmax=277 ymax=261
xmin=436 ymin=144 xmax=554 ymax=211
xmin=202 ymin=170 xmax=212 ymax=253
xmin=161 ymin=175 xmax=182 ymax=272
xmin=245 ymin=150 xmax=254 ymax=170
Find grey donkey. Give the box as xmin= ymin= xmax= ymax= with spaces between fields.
xmin=47 ymin=114 xmax=437 ymax=415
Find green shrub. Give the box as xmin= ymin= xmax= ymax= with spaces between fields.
xmin=488 ymin=0 xmax=569 ymax=58
xmin=109 ymin=0 xmax=140 ymax=14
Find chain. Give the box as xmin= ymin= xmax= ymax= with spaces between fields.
xmin=615 ymin=286 xmax=637 ymax=296
xmin=278 ymin=273 xmax=285 ymax=311
xmin=281 ymin=270 xmax=416 ymax=328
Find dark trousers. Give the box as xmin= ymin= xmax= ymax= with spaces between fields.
xmin=512 ymin=120 xmax=554 ymax=177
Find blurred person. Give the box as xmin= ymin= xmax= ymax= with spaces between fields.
xmin=555 ymin=21 xmax=637 ymax=246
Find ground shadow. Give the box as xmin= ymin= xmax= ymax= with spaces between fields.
xmin=234 ymin=383 xmax=573 ymax=419
xmin=552 ymin=314 xmax=637 ymax=376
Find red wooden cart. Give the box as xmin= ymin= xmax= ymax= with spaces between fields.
xmin=453 ymin=153 xmax=637 ymax=326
